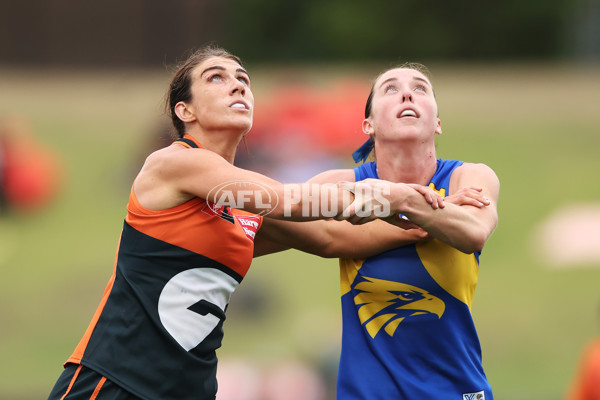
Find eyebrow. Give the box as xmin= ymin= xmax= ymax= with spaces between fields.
xmin=378 ymin=76 xmax=431 ymax=88
xmin=200 ymin=65 xmax=250 ymax=78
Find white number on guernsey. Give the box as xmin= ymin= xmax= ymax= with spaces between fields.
xmin=158 ymin=268 xmax=238 ymax=351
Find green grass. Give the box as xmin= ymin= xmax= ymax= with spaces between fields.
xmin=1 ymin=63 xmax=599 ymax=399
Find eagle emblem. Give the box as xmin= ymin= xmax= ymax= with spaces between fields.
xmin=353 ymin=276 xmax=445 ymax=338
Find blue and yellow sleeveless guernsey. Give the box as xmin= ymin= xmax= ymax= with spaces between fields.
xmin=337 ymin=159 xmax=493 ymax=400
xmin=63 ymin=135 xmax=262 ymax=400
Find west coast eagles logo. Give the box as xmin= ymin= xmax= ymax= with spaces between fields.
xmin=353 ymin=276 xmax=445 ymax=338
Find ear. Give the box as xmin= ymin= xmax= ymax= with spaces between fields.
xmin=362 ymin=119 xmax=374 ymax=136
xmin=174 ymin=101 xmax=197 ymax=124
xmin=434 ymin=117 xmax=442 ymax=135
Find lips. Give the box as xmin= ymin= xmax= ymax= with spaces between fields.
xmin=398 ymin=108 xmax=418 ymax=118
xmin=230 ymin=101 xmax=249 ymax=110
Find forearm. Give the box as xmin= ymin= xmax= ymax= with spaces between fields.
xmin=326 ymin=221 xmax=428 ymax=258
xmin=264 ymin=183 xmax=352 ymax=221
xmin=400 ymin=191 xmax=495 ymax=253
xmin=253 ymin=236 xmax=290 ymax=257
xmin=254 ymin=219 xmax=335 ymax=257
xmin=257 ymin=217 xmax=426 ymax=258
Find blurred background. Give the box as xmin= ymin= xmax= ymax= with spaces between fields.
xmin=1 ymin=0 xmax=600 ymax=399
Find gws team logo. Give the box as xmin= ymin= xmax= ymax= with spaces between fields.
xmin=158 ymin=268 xmax=238 ymax=351
xmin=463 ymin=390 xmax=485 ymax=400
xmin=353 ymin=276 xmax=445 ymax=338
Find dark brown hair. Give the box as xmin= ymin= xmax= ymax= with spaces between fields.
xmin=166 ymin=45 xmax=245 ymax=137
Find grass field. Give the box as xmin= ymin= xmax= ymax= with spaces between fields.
xmin=1 ymin=62 xmax=599 ymax=399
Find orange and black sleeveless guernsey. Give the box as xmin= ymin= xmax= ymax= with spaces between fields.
xmin=64 ymin=135 xmax=262 ymax=400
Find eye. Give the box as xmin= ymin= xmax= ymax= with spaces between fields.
xmin=414 ymin=85 xmax=427 ymax=93
xmin=384 ymin=84 xmax=398 ymax=93
xmin=396 ymin=291 xmax=421 ymax=301
xmin=208 ymin=74 xmax=223 ymax=82
xmin=237 ymin=75 xmax=250 ymax=86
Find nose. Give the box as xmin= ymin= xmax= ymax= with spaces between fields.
xmin=231 ymin=80 xmax=246 ymax=96
xmin=401 ymin=89 xmax=413 ymax=103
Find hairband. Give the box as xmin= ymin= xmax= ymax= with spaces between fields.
xmin=352 ymin=138 xmax=373 ymax=163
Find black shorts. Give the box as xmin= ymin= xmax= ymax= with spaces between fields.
xmin=47 ymin=364 xmax=141 ymax=400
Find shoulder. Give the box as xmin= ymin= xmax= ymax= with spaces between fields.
xmin=307 ymin=168 xmax=355 ymax=184
xmin=450 ymin=162 xmax=500 ymax=198
xmin=134 ymin=144 xmax=227 ymax=208
xmin=456 ymin=161 xmax=494 ymax=173
xmin=453 ymin=162 xmax=498 ymax=181
xmin=143 ymin=144 xmax=227 ymax=176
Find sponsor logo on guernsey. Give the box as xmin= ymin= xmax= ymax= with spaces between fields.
xmin=463 ymin=390 xmax=485 ymax=400
xmin=353 ymin=276 xmax=445 ymax=338
xmin=234 ymin=214 xmax=261 ymax=241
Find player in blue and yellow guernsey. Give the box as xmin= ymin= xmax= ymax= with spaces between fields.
xmin=47 ymin=46 xmax=403 ymax=400
xmin=337 ymin=159 xmax=492 ymax=399
xmin=255 ymin=63 xmax=500 ymax=399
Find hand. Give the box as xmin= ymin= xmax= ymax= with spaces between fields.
xmin=384 ymin=186 xmax=489 ymax=228
xmin=445 ymin=186 xmax=490 ymax=208
xmin=376 ymin=184 xmax=443 ymax=229
xmin=335 ymin=179 xmax=394 ymax=225
xmin=404 ymin=226 xmax=430 ymax=242
xmin=406 ymin=184 xmax=445 ymax=209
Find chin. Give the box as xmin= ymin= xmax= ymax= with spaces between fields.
xmin=221 ymin=118 xmax=252 ymax=135
xmin=237 ymin=120 xmax=253 ymax=135
xmin=232 ymin=124 xmax=251 ymax=136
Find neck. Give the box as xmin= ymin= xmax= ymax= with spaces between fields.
xmin=373 ymin=140 xmax=437 ymax=184
xmin=185 ymin=128 xmax=244 ymax=164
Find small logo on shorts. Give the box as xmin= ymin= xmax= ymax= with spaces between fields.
xmin=463 ymin=390 xmax=485 ymax=400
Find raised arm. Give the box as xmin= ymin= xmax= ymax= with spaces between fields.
xmin=254 ymin=217 xmax=429 ymax=258
xmin=376 ymin=162 xmax=499 ymax=254
xmin=254 ymin=168 xmax=438 ymax=258
xmin=134 ymin=145 xmax=353 ymax=221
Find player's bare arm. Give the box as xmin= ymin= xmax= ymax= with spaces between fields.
xmin=253 ymin=169 xmax=490 ymax=258
xmin=394 ymin=162 xmax=499 ymax=254
xmin=133 ymin=145 xmax=351 ymax=219
xmin=254 ymin=217 xmax=429 ymax=258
